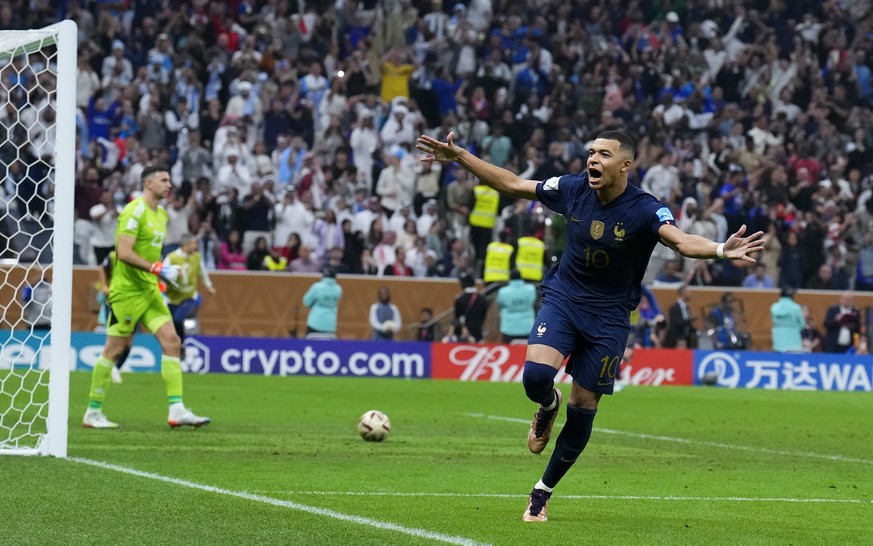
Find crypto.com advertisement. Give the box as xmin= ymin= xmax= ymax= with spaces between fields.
xmin=181 ymin=336 xmax=430 ymax=379
xmin=0 ymin=332 xmax=430 ymax=380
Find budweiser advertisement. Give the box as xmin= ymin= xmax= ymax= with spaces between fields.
xmin=431 ymin=344 xmax=693 ymax=386
xmin=623 ymin=348 xmax=693 ymax=386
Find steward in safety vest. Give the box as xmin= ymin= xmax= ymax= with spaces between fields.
xmin=163 ymin=233 xmax=216 ymax=343
xmin=264 ymin=248 xmax=289 ymax=271
xmin=516 ymin=235 xmax=545 ymax=281
xmin=484 ymin=230 xmax=514 ymax=283
xmin=469 ymin=184 xmax=499 ymax=228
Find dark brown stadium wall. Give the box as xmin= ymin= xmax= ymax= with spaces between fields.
xmin=66 ymin=268 xmax=462 ymax=340
xmin=43 ymin=267 xmax=873 ymax=349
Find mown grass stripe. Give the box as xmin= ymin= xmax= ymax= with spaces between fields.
xmin=253 ymin=490 xmax=873 ymax=504
xmin=69 ymin=457 xmax=490 ymax=546
xmin=464 ymin=413 xmax=873 ymax=465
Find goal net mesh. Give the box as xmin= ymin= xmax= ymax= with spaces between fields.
xmin=0 ymin=28 xmax=60 ymax=454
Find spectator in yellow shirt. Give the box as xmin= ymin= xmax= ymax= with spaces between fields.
xmin=380 ymin=47 xmax=414 ymax=103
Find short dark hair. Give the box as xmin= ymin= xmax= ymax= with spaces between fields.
xmin=141 ymin=164 xmax=169 ymax=183
xmin=596 ymin=130 xmax=636 ymax=160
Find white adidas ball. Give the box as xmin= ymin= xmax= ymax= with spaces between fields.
xmin=357 ymin=410 xmax=391 ymax=442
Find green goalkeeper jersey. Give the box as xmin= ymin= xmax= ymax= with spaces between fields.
xmin=109 ymin=197 xmax=168 ymax=302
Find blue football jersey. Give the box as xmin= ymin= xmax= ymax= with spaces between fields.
xmin=535 ymin=172 xmax=674 ymax=316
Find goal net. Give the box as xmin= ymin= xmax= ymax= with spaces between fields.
xmin=0 ymin=21 xmax=76 ymax=457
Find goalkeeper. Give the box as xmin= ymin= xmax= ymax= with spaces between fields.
xmin=83 ymin=166 xmax=210 ymax=429
xmin=162 ymin=232 xmax=216 ymax=347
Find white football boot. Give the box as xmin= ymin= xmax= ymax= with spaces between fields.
xmin=82 ymin=409 xmax=120 ymax=429
xmin=110 ymin=366 xmax=123 ymax=384
xmin=168 ymin=406 xmax=211 ymax=428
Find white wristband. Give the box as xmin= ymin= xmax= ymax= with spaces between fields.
xmin=716 ymin=243 xmax=725 ymax=259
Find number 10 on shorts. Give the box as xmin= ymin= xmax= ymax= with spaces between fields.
xmin=598 ymin=355 xmax=620 ymax=385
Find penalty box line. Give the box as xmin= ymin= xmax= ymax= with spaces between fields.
xmin=69 ymin=457 xmax=490 ymax=546
xmin=464 ymin=413 xmax=873 ymax=466
xmin=255 ymin=491 xmax=873 ymax=504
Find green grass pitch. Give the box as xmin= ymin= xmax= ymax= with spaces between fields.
xmin=3 ymin=372 xmax=872 ymax=545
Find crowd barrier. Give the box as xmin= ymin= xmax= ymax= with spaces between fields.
xmin=2 ymin=331 xmax=872 ymax=392
xmin=2 ymin=267 xmax=872 ymax=349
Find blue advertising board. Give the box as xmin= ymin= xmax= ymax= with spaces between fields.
xmin=694 ymin=350 xmax=873 ymax=391
xmin=0 ymin=331 xmax=431 ymax=379
xmin=181 ymin=336 xmax=430 ymax=379
xmin=5 ymin=330 xmax=870 ymax=390
xmin=0 ymin=330 xmax=164 ymax=372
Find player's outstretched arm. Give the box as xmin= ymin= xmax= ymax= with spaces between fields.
xmin=416 ymin=131 xmax=539 ymax=200
xmin=658 ymin=224 xmax=765 ymax=263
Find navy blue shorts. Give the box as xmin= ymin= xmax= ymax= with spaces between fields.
xmin=527 ymin=295 xmax=630 ymax=395
xmin=168 ymin=298 xmax=200 ymax=324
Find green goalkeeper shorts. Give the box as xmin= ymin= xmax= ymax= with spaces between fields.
xmin=107 ymin=291 xmax=172 ymax=337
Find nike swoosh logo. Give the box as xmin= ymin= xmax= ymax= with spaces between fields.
xmin=570 ymin=216 xmax=583 ymax=222
xmin=560 ymin=456 xmax=576 ymax=463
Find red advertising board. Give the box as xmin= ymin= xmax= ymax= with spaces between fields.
xmin=430 ymin=344 xmax=693 ymax=386
xmin=622 ymin=348 xmax=693 ymax=386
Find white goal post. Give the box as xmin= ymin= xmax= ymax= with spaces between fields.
xmin=0 ymin=20 xmax=76 ymax=457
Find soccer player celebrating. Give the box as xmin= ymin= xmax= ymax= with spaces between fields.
xmin=83 ymin=166 xmax=211 ymax=429
xmin=416 ymin=131 xmax=763 ymax=522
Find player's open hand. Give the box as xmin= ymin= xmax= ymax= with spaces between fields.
xmin=416 ymin=132 xmax=463 ymax=164
xmin=724 ymin=224 xmax=765 ymax=263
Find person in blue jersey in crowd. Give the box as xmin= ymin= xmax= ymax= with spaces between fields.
xmin=629 ymin=284 xmax=665 ymax=348
xmin=417 ymin=130 xmax=764 ymax=522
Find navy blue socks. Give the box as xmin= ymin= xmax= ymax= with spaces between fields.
xmin=541 ymin=404 xmax=597 ymax=488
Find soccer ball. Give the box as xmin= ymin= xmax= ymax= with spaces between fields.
xmin=357 ymin=410 xmax=391 ymax=442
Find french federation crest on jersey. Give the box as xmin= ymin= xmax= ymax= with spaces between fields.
xmin=590 ymin=220 xmax=605 ymax=240
xmin=613 ymin=222 xmax=626 ymax=242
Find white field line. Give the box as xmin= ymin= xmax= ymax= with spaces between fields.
xmin=464 ymin=413 xmax=873 ymax=466
xmin=251 ymin=491 xmax=873 ymax=504
xmin=69 ymin=458 xmax=489 ymax=546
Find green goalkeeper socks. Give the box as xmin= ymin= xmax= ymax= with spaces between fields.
xmin=161 ymin=355 xmax=184 ymax=406
xmin=87 ymin=356 xmax=115 ymax=409
xmin=89 ymin=355 xmax=185 ymax=409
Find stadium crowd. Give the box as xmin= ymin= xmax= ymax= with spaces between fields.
xmin=9 ymin=0 xmax=873 ymax=291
